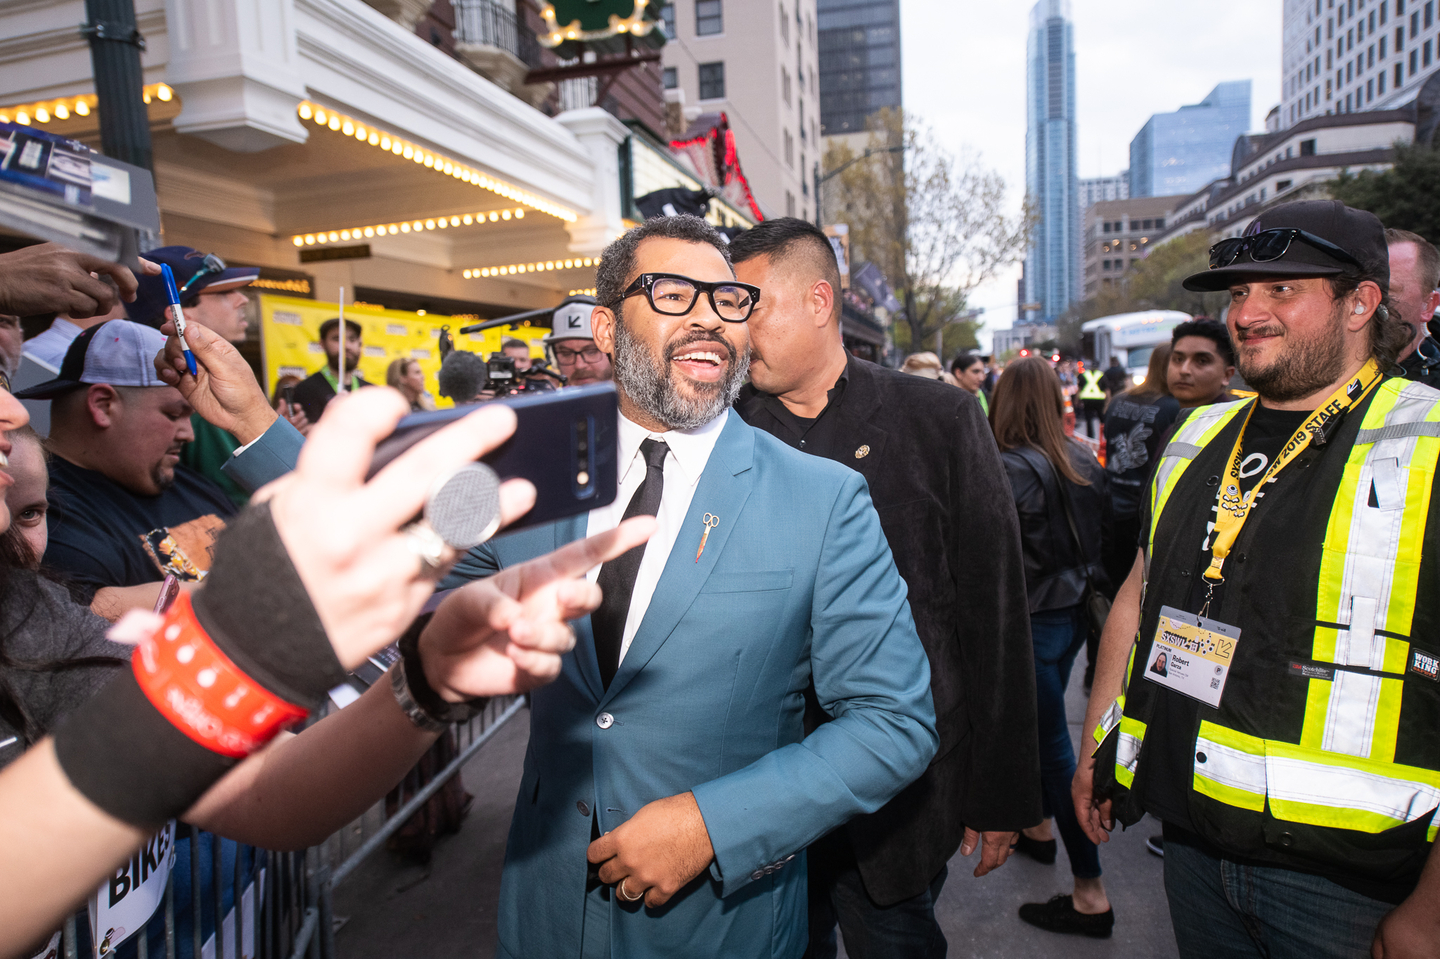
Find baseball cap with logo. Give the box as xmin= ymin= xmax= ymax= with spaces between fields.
xmin=542 ymin=295 xmax=599 ymax=343
xmin=1183 ymin=200 xmax=1389 ymax=294
xmin=128 ymin=246 xmax=261 ymax=327
xmin=14 ymin=320 xmax=168 ymax=399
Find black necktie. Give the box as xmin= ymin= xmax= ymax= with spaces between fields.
xmin=592 ymin=438 xmax=669 ymax=688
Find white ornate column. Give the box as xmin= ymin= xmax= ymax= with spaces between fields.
xmin=164 ymin=0 xmax=309 ymax=152
xmin=555 ymin=107 xmax=629 ymax=256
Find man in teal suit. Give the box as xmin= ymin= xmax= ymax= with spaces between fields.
xmin=163 ymin=214 xmax=936 ymax=959
xmin=444 ymin=215 xmax=937 ymax=959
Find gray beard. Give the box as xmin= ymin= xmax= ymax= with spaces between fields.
xmin=611 ymin=314 xmax=747 ymax=431
xmin=1236 ymin=307 xmax=1348 ymax=403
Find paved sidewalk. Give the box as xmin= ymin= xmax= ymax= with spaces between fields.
xmin=334 ymin=667 xmax=1179 ymax=958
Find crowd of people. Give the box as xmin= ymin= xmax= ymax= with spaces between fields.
xmin=0 ymin=198 xmax=1437 ymax=959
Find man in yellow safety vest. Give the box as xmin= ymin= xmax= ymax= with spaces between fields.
xmin=1077 ymin=365 xmax=1108 ymax=439
xmin=1074 ymin=200 xmax=1440 ymax=959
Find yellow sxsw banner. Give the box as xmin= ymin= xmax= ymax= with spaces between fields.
xmin=259 ymin=294 xmax=551 ymax=408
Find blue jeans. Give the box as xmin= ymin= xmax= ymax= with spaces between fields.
xmin=1164 ymin=833 xmax=1394 ymax=959
xmin=1031 ymin=606 xmax=1102 ymax=879
xmin=804 ymin=830 xmax=948 ymax=959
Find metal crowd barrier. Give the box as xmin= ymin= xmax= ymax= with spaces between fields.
xmin=57 ymin=695 xmax=524 ymax=959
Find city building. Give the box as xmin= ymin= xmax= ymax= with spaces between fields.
xmin=1024 ymin=0 xmax=1079 ymax=323
xmin=661 ymin=0 xmax=821 ymax=219
xmin=816 ymin=0 xmax=902 ymax=136
xmin=1081 ymin=195 xmax=1184 ymax=299
xmin=1281 ymin=0 xmax=1440 ymax=128
xmin=1149 ymin=105 xmax=1412 ymax=245
xmin=993 ymin=321 xmax=1060 ymax=359
xmin=1078 ymin=171 xmax=1130 ymax=208
xmin=1076 ymin=171 xmax=1129 ymax=306
xmin=1130 ymin=81 xmax=1253 ymax=197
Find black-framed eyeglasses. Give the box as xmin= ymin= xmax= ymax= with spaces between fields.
xmin=177 ymin=253 xmax=227 ymax=295
xmin=1208 ymin=228 xmax=1364 ymax=271
xmin=552 ymin=344 xmax=605 ymax=363
xmin=610 ymin=272 xmax=760 ymax=323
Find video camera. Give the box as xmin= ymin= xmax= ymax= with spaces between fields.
xmin=483 ymin=353 xmax=563 ymax=397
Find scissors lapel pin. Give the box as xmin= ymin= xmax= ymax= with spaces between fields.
xmin=695 ymin=513 xmax=719 ymax=562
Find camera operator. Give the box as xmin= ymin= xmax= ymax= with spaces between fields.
xmin=542 ymin=296 xmax=612 ymax=387
xmin=499 ymin=337 xmax=561 ymax=394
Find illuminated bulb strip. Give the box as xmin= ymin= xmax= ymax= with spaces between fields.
xmin=296 ymin=101 xmax=577 ymax=222
xmin=291 ymin=208 xmax=528 ymax=246
xmin=569 ymin=288 xmax=598 ymax=296
xmin=0 ymin=85 xmax=173 ymax=126
xmin=463 ymin=258 xmax=598 ymax=279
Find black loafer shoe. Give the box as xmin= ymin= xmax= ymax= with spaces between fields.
xmin=1018 ymin=894 xmax=1114 ymax=938
xmin=1012 ymin=833 xmax=1058 ymax=864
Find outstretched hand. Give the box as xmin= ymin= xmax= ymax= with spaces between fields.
xmin=0 ymin=244 xmax=157 ymax=317
xmin=154 ymin=319 xmax=278 ymax=444
xmin=420 ymin=516 xmax=657 ymax=697
xmin=252 ymin=389 xmax=536 ymax=670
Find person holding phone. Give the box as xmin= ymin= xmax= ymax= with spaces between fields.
xmin=0 ymin=356 xmax=656 ymax=956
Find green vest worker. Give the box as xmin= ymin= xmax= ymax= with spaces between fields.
xmin=1078 ymin=368 xmax=1107 ymax=401
xmin=1075 ymin=200 xmax=1440 ymax=959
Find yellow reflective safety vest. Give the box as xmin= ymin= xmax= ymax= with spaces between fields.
xmin=1102 ymin=377 xmax=1440 ymax=881
xmin=1078 ymin=369 xmax=1107 ymax=401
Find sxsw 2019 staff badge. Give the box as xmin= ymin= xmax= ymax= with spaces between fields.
xmin=1144 ymin=606 xmax=1241 ymax=708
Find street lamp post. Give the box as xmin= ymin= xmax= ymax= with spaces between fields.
xmin=813 ymin=145 xmax=905 ymax=228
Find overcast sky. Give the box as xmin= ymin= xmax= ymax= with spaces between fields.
xmin=897 ymin=0 xmax=1282 ymax=346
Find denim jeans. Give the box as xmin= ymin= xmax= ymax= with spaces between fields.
xmin=804 ymin=831 xmax=948 ymax=959
xmin=1164 ymin=833 xmax=1394 ymax=959
xmin=1031 ymin=606 xmax=1102 ymax=879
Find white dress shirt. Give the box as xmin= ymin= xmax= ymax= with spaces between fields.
xmin=585 ymin=408 xmax=728 ymax=663
xmin=22 ymin=316 xmax=83 ymax=373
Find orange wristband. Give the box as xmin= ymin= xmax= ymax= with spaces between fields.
xmin=131 ymin=593 xmax=309 ymax=757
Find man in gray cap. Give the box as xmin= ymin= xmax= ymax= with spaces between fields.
xmin=543 ymin=295 xmax=613 ymax=386
xmin=1074 ymin=200 xmax=1440 ymax=958
xmin=15 ymin=320 xmax=237 ymax=616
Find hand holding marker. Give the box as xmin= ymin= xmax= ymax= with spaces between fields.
xmin=161 ymin=262 xmax=199 ymax=376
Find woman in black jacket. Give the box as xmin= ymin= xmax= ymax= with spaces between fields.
xmin=991 ymin=356 xmax=1114 ymax=938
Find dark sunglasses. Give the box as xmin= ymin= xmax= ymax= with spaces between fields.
xmin=177 ymin=253 xmax=227 ymax=295
xmin=610 ymin=272 xmax=760 ymax=323
xmin=1208 ymin=228 xmax=1363 ymax=271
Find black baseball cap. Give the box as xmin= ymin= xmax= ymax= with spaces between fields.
xmin=129 ymin=247 xmax=259 ymax=326
xmin=1182 ymin=200 xmax=1389 ymax=294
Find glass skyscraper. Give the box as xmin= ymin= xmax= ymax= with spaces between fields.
xmin=1130 ymin=81 xmax=1252 ymax=197
xmin=817 ymin=0 xmax=902 ymax=135
xmin=1025 ymin=0 xmax=1078 ymax=322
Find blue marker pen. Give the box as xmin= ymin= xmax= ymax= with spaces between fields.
xmin=160 ymin=263 xmax=198 ymax=376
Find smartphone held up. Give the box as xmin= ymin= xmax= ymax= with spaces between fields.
xmin=368 ymin=382 xmax=618 ymax=548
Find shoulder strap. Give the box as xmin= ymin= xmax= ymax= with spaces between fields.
xmin=1014 ymin=445 xmax=1097 ymax=592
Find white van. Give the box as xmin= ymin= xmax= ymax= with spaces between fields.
xmin=1081 ymin=310 xmax=1192 ymax=387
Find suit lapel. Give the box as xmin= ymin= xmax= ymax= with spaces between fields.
xmin=547 ymin=514 xmax=608 ymax=701
xmin=600 ymin=414 xmax=756 ymax=705
xmin=834 ymin=360 xmax=892 ymax=487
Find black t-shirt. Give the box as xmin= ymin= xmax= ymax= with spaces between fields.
xmin=737 ymin=374 xmax=849 ymax=457
xmin=45 ymin=457 xmax=237 ymax=601
xmin=1104 ymin=392 xmax=1181 ymax=519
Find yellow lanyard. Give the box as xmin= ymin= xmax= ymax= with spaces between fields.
xmin=1203 ymin=358 xmax=1383 ymax=585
